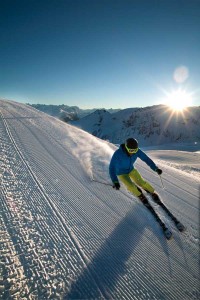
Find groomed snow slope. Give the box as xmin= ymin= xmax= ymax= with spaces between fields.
xmin=0 ymin=100 xmax=199 ymax=300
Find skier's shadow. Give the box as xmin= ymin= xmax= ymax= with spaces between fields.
xmin=65 ymin=203 xmax=169 ymax=299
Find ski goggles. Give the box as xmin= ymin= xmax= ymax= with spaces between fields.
xmin=125 ymin=144 xmax=138 ymax=154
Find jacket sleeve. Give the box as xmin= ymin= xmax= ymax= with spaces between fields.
xmin=109 ymin=152 xmax=119 ymax=183
xmin=138 ymin=149 xmax=158 ymax=171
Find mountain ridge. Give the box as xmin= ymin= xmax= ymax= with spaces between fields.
xmin=28 ymin=103 xmax=200 ymax=147
xmin=29 ymin=103 xmax=120 ymax=122
xmin=70 ymin=104 xmax=200 ymax=147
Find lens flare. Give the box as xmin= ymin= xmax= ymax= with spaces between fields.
xmin=173 ymin=66 xmax=189 ymax=83
xmin=165 ymin=89 xmax=192 ymax=111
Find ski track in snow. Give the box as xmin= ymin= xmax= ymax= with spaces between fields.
xmin=0 ymin=100 xmax=200 ymax=300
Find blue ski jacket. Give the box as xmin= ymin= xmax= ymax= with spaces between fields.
xmin=109 ymin=144 xmax=158 ymax=183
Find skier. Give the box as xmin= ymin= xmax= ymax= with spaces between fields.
xmin=109 ymin=138 xmax=184 ymax=238
xmin=109 ymin=137 xmax=162 ymax=201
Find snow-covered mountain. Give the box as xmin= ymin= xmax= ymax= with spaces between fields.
xmin=0 ymin=99 xmax=199 ymax=300
xmin=29 ymin=103 xmax=120 ymax=122
xmin=70 ymin=105 xmax=200 ymax=147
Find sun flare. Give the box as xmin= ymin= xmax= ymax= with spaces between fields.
xmin=165 ymin=89 xmax=192 ymax=111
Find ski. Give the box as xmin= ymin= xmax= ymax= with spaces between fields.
xmin=149 ymin=192 xmax=186 ymax=232
xmin=141 ymin=197 xmax=172 ymax=240
xmin=174 ymin=221 xmax=185 ymax=232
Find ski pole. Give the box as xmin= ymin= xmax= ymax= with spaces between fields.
xmin=92 ymin=179 xmax=113 ymax=187
xmin=159 ymin=175 xmax=165 ymax=189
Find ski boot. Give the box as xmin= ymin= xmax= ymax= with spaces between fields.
xmin=138 ymin=193 xmax=148 ymax=203
xmin=150 ymin=192 xmax=162 ymax=203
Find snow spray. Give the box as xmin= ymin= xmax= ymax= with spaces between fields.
xmin=65 ymin=125 xmax=114 ymax=181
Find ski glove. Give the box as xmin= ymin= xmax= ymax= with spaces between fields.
xmin=156 ymin=168 xmax=162 ymax=175
xmin=113 ymin=182 xmax=120 ymax=190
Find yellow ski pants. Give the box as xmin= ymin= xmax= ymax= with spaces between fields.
xmin=118 ymin=168 xmax=154 ymax=197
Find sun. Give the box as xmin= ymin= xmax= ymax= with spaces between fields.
xmin=165 ymin=89 xmax=192 ymax=111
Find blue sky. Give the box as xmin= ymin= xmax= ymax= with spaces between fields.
xmin=0 ymin=0 xmax=199 ymax=109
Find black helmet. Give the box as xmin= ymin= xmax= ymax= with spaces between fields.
xmin=125 ymin=138 xmax=138 ymax=149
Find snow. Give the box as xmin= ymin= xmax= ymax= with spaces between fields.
xmin=0 ymin=99 xmax=199 ymax=300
